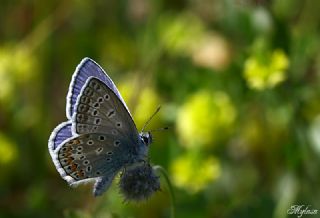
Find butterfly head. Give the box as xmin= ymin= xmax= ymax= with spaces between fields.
xmin=140 ymin=131 xmax=152 ymax=146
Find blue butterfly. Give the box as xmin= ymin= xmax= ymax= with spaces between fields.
xmin=48 ymin=58 xmax=153 ymax=196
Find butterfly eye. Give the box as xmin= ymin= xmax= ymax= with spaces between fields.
xmin=142 ymin=136 xmax=149 ymax=145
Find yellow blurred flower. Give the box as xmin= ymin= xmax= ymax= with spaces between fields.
xmin=0 ymin=46 xmax=37 ymax=102
xmin=0 ymin=133 xmax=18 ymax=165
xmin=118 ymin=77 xmax=160 ymax=130
xmin=177 ymin=90 xmax=236 ymax=148
xmin=243 ymin=49 xmax=289 ymax=90
xmin=170 ymin=152 xmax=220 ymax=193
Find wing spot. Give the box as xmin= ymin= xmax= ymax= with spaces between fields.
xmin=78 ymin=104 xmax=89 ymax=112
xmin=65 ymin=165 xmax=72 ymax=173
xmin=83 ymin=160 xmax=90 ymax=165
xmin=78 ymin=170 xmax=85 ymax=178
xmin=73 ymin=139 xmax=80 ymax=145
xmin=104 ymin=94 xmax=110 ymax=100
xmin=98 ymin=97 xmax=104 ymax=103
xmin=79 ymin=155 xmax=86 ymax=160
xmin=114 ymin=140 xmax=120 ymax=147
xmin=59 ymin=153 xmax=65 ymax=158
xmin=96 ymin=171 xmax=101 ymax=175
xmin=81 ymin=96 xmax=90 ymax=104
xmin=107 ymin=110 xmax=115 ymax=118
xmin=84 ymin=87 xmax=93 ymax=96
xmin=106 ymin=157 xmax=112 ymax=162
xmin=91 ymin=81 xmax=101 ymax=91
xmin=71 ymin=172 xmax=80 ymax=179
xmin=95 ymin=118 xmax=101 ymax=125
xmin=77 ymin=114 xmax=82 ymax=120
xmin=93 ymin=102 xmax=100 ymax=108
xmin=76 ymin=146 xmax=83 ymax=151
xmin=71 ymin=163 xmax=78 ymax=171
xmin=96 ymin=147 xmax=103 ymax=154
xmin=107 ymin=151 xmax=113 ymax=155
xmin=86 ymin=165 xmax=92 ymax=172
xmin=116 ymin=122 xmax=122 ymax=128
xmin=87 ymin=140 xmax=94 ymax=145
xmin=111 ymin=129 xmax=118 ymax=135
xmin=61 ymin=158 xmax=68 ymax=164
xmin=61 ymin=147 xmax=67 ymax=151
xmin=99 ymin=135 xmax=105 ymax=141
xmin=92 ymin=110 xmax=98 ymax=116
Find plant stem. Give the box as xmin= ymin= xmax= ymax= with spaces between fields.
xmin=153 ymin=165 xmax=175 ymax=218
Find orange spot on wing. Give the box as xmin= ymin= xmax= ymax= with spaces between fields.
xmin=77 ymin=170 xmax=85 ymax=179
xmin=67 ymin=146 xmax=73 ymax=152
xmin=66 ymin=157 xmax=74 ymax=165
xmin=72 ymin=139 xmax=80 ymax=144
xmin=71 ymin=163 xmax=77 ymax=171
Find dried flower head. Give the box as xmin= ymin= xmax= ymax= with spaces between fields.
xmin=119 ymin=163 xmax=160 ymax=201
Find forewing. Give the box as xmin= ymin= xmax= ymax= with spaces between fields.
xmin=54 ymin=133 xmax=132 ymax=185
xmin=72 ymin=77 xmax=138 ymax=145
xmin=66 ymin=58 xmax=131 ymax=119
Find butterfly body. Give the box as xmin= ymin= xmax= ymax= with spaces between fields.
xmin=48 ymin=58 xmax=152 ymax=196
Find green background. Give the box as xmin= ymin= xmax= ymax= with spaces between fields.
xmin=0 ymin=0 xmax=319 ymax=217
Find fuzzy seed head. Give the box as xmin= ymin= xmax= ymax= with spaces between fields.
xmin=119 ymin=164 xmax=160 ymax=201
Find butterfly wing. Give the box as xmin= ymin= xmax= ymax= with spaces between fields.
xmin=48 ymin=121 xmax=73 ymax=158
xmin=66 ymin=58 xmax=131 ymax=120
xmin=72 ymin=77 xmax=139 ymax=144
xmin=53 ymin=133 xmax=133 ymax=185
xmin=50 ymin=59 xmax=145 ymax=196
xmin=93 ymin=175 xmax=116 ymax=196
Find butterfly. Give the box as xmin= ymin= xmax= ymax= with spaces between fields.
xmin=48 ymin=58 xmax=154 ymax=196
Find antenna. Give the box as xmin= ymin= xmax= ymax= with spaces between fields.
xmin=141 ymin=106 xmax=161 ymax=132
xmin=149 ymin=127 xmax=170 ymax=132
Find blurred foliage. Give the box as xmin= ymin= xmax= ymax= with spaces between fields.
xmin=0 ymin=0 xmax=320 ymax=218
